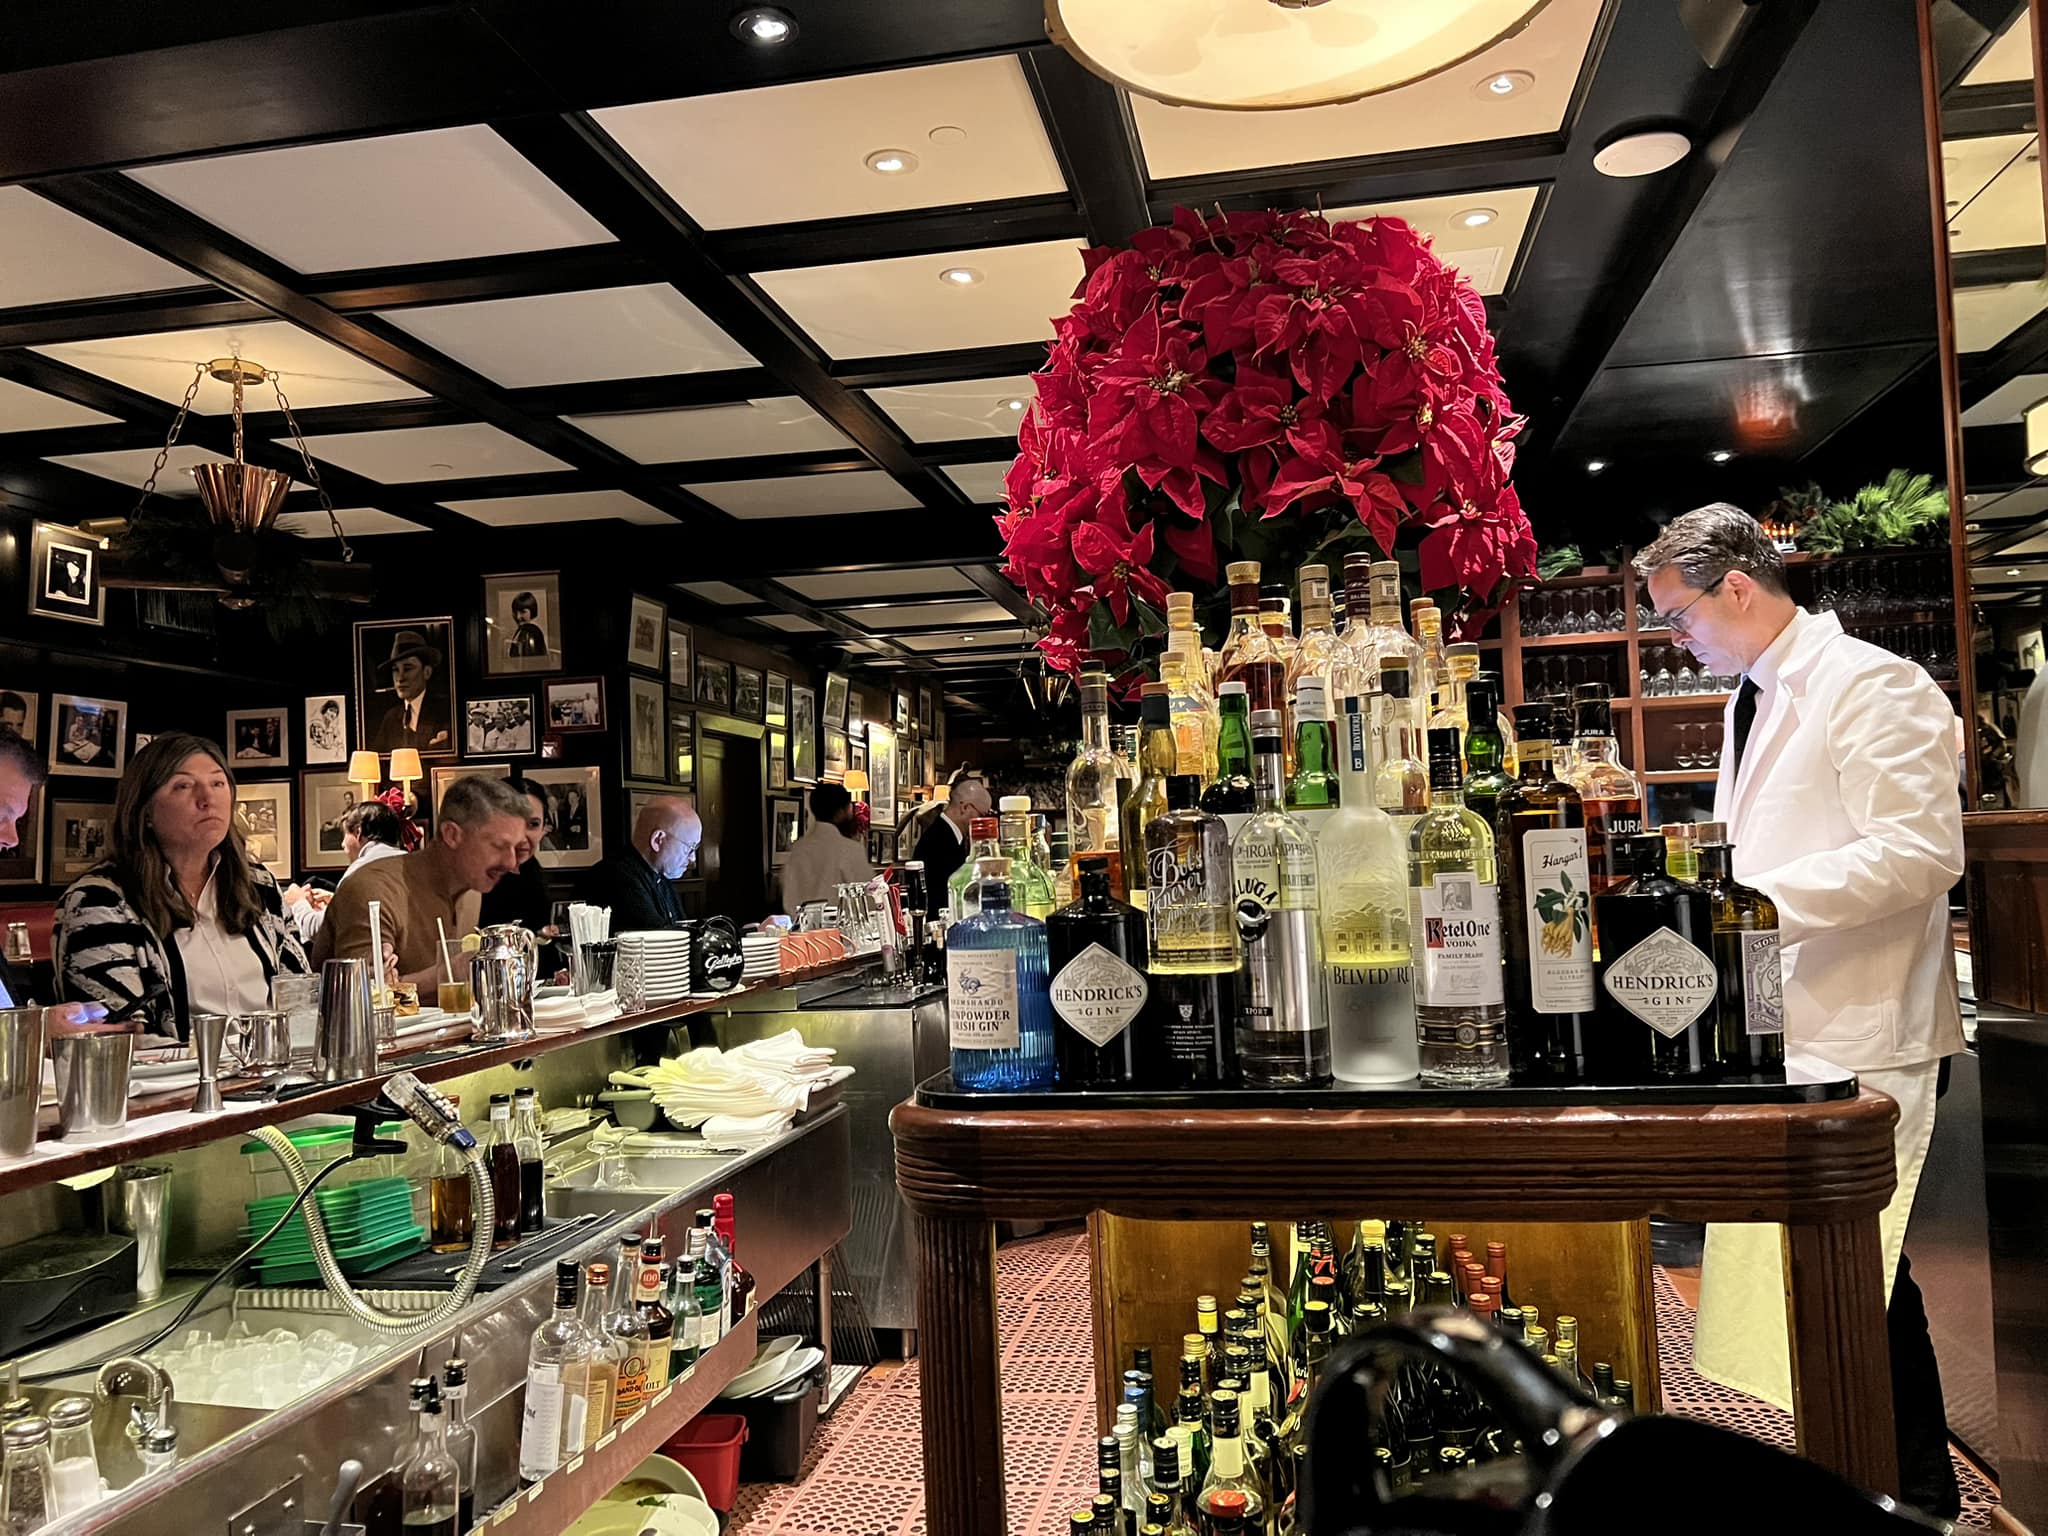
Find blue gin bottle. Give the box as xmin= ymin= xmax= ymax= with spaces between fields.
xmin=945 ymin=857 xmax=1055 ymax=1090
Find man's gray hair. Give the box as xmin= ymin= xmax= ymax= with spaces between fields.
xmin=947 ymin=775 xmax=989 ymax=806
xmin=1633 ymin=502 xmax=1788 ymax=597
xmin=440 ymin=774 xmax=533 ymax=829
xmin=0 ymin=733 xmax=43 ymax=788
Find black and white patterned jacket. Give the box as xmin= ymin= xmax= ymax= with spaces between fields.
xmin=53 ymin=859 xmax=311 ymax=1043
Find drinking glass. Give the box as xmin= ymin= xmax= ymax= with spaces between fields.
xmin=1674 ymin=725 xmax=1698 ymax=770
xmin=1675 ymin=660 xmax=1697 ymax=696
xmin=1705 ymin=722 xmax=1723 ymax=768
xmin=1650 ymin=660 xmax=1673 ymax=697
xmin=437 ymin=939 xmax=475 ymax=1016
xmin=1608 ymin=587 xmax=1628 ymax=631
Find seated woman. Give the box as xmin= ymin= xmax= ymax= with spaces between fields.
xmin=284 ymin=799 xmax=407 ymax=943
xmin=53 ymin=733 xmax=311 ymax=1045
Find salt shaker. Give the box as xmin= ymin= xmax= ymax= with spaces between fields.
xmin=44 ymin=1399 xmax=97 ymax=1517
xmin=2 ymin=1415 xmax=55 ymax=1535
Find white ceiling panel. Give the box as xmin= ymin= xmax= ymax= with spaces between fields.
xmin=1947 ymin=136 xmax=2043 ymax=252
xmin=35 ymin=321 xmax=425 ymax=411
xmin=676 ymin=580 xmax=761 ymax=604
xmin=1325 ymin=185 xmax=1541 ymax=296
xmin=1962 ymin=373 xmax=2048 ymax=428
xmin=384 ymin=286 xmax=754 ymax=386
xmin=899 ymin=628 xmax=1031 ymax=651
xmin=1131 ymin=0 xmax=1604 ymax=179
xmin=293 ymin=422 xmax=571 ymax=482
xmin=127 ymin=127 xmax=612 ymax=272
xmin=47 ymin=444 xmax=302 ymax=491
xmin=0 ymin=187 xmax=196 ymax=307
xmin=753 ymin=240 xmax=1083 ymax=359
xmin=855 ymin=599 xmax=1014 ymax=629
xmin=279 ymin=507 xmax=429 ymax=537
xmin=1963 ymin=11 xmax=2034 ymax=87
xmin=754 ymin=613 xmax=827 ymax=633
xmin=595 ymin=56 xmax=1065 ymax=229
xmin=866 ymin=376 xmax=1036 ymax=441
xmin=1999 ymin=530 xmax=2048 ymax=558
xmin=941 ymin=462 xmax=1012 ymax=503
xmin=1966 ymin=485 xmax=2048 ymax=522
xmin=569 ymin=397 xmax=848 ymax=463
xmin=684 ymin=470 xmax=920 ymax=519
xmin=1953 ymin=281 xmax=2048 ymax=353
xmin=779 ymin=567 xmax=980 ymax=602
xmin=441 ymin=489 xmax=670 ymax=526
xmin=0 ymin=379 xmax=117 ymax=432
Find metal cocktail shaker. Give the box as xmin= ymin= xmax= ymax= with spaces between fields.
xmin=315 ymin=958 xmax=379 ymax=1083
xmin=0 ymin=1007 xmax=45 ymax=1159
xmin=114 ymin=1163 xmax=173 ymax=1302
xmin=50 ymin=1031 xmax=134 ymax=1141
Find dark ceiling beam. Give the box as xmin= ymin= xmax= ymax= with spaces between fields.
xmin=1151 ymin=139 xmax=1567 ymax=219
xmin=831 ymin=344 xmax=1048 ymax=389
xmin=0 ymin=288 xmax=263 ymax=349
xmin=956 ymin=560 xmax=1037 ymax=626
xmin=306 ymin=243 xmax=659 ymax=311
xmin=1953 ymin=244 xmax=2046 ymax=287
xmin=1021 ymin=49 xmax=1152 ymax=246
xmin=711 ymin=195 xmax=1085 ymax=272
xmin=1939 ymin=78 xmax=2038 ymax=137
xmin=1959 ymin=301 xmax=2048 ymax=411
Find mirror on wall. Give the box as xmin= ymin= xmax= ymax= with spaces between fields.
xmin=1936 ymin=0 xmax=2048 ymax=806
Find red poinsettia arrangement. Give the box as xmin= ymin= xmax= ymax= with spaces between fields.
xmin=1001 ymin=205 xmax=1536 ymax=676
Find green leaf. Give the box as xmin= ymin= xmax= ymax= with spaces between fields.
xmin=1087 ymin=599 xmax=1127 ymax=656
xmin=1134 ymin=598 xmax=1168 ymax=639
xmin=1559 ymin=870 xmax=1574 ymax=894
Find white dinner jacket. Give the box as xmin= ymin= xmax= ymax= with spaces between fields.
xmin=1714 ymin=608 xmax=1963 ymax=1072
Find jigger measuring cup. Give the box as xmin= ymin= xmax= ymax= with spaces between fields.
xmin=189 ymin=1013 xmax=229 ymax=1114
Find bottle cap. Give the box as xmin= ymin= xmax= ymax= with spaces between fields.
xmin=1208 ymin=1488 xmax=1249 ymax=1516
xmin=1512 ymin=702 xmax=1552 ymax=739
xmin=1250 ymin=708 xmax=1283 ymax=737
xmin=1573 ymin=682 xmax=1610 ymax=701
xmin=1218 ymin=680 xmax=1248 ymax=698
xmin=4 ymin=1418 xmax=50 ymax=1450
xmin=1165 ymin=774 xmax=1203 ymax=810
xmin=1695 ymin=820 xmax=1728 ymax=842
xmin=1000 ymin=794 xmax=1032 ymax=812
xmin=1167 ymin=591 xmax=1194 ymax=616
xmin=1077 ymin=853 xmax=1112 ymax=876
xmin=969 ymin=816 xmax=998 ymax=840
xmin=1427 ymin=726 xmax=1462 ymax=764
xmin=1141 ymin=685 xmax=1171 ymax=726
xmin=1468 ymin=676 xmax=1500 ymax=719
xmin=1226 ymin=560 xmax=1260 ymax=585
xmin=1380 ymin=660 xmax=1411 ymax=698
xmin=1294 ymin=677 xmax=1329 ymax=719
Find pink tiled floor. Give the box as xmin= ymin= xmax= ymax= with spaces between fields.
xmin=729 ymin=1230 xmax=1999 ymax=1534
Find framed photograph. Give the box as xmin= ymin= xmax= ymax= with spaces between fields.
xmin=733 ymin=665 xmax=765 ymax=722
xmin=767 ymin=730 xmax=788 ymax=790
xmin=544 ymin=677 xmax=606 ymax=732
xmin=133 ymin=734 xmax=153 ymax=752
xmin=934 ymin=708 xmax=946 ymax=773
xmin=0 ymin=786 xmax=43 ymax=884
xmin=464 ymin=695 xmax=535 ymax=756
xmin=867 ymin=723 xmax=897 ymax=828
xmin=299 ymin=771 xmax=359 ymax=871
xmin=0 ymin=690 xmax=36 ymax=746
xmin=790 ymin=684 xmax=818 ymax=783
xmin=694 ymin=656 xmax=733 ymax=713
xmin=917 ymin=685 xmax=934 ymax=737
xmin=765 ymin=671 xmax=789 ymax=730
xmin=627 ymin=595 xmax=667 ymax=672
xmin=525 ymin=765 xmax=603 ymax=869
xmin=769 ymin=796 xmax=802 ymax=867
xmin=29 ymin=521 xmax=105 ymax=627
xmin=849 ymin=738 xmax=867 ymax=775
xmin=482 ymin=572 xmax=562 ymax=676
xmin=824 ymin=673 xmax=849 ymax=730
xmin=824 ymin=726 xmax=847 ymax=781
xmin=48 ymin=694 xmax=125 ymax=779
xmin=431 ymin=762 xmax=510 ymax=818
xmin=51 ymin=799 xmax=113 ymax=881
xmin=866 ymin=829 xmax=892 ymax=866
xmin=354 ymin=617 xmax=457 ymax=758
xmin=235 ymin=780 xmax=292 ymax=879
xmin=226 ymin=708 xmax=289 ymax=768
xmin=304 ymin=694 xmax=347 ymax=765
xmin=540 ymin=736 xmax=563 ymax=761
xmin=847 ymin=690 xmax=863 ymax=733
xmin=627 ymin=675 xmax=667 ymax=783
xmin=669 ymin=703 xmax=694 ymax=785
xmin=667 ymin=622 xmax=692 ymax=698
xmin=894 ymin=690 xmax=911 ymax=732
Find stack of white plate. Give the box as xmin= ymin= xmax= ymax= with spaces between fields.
xmin=741 ymin=931 xmax=782 ymax=981
xmin=618 ymin=929 xmax=692 ymax=1004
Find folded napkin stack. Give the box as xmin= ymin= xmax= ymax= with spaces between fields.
xmin=613 ymin=1028 xmax=847 ymax=1141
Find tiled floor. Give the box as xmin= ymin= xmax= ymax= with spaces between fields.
xmin=730 ymin=1229 xmax=2000 ymax=1534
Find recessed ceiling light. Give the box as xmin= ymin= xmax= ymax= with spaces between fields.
xmin=1708 ymin=449 xmax=1735 ymax=463
xmin=1593 ymin=128 xmax=1693 ymax=178
xmin=1001 ymin=397 xmax=1026 ymax=412
xmin=1478 ymin=69 xmax=1535 ymax=99
xmin=928 ymin=124 xmax=969 ymax=146
xmin=730 ymin=6 xmax=796 ymax=44
xmin=960 ymin=634 xmax=977 ymax=641
xmin=1453 ymin=207 xmax=1498 ymax=230
xmin=864 ymin=148 xmax=918 ymax=176
xmin=2010 ymin=568 xmax=2023 ymax=576
xmin=939 ymin=266 xmax=984 ymax=287
xmin=1585 ymin=458 xmax=1608 ymax=475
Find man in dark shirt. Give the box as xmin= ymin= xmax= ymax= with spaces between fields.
xmin=591 ymin=796 xmax=701 ymax=931
xmin=909 ymin=776 xmax=992 ymax=916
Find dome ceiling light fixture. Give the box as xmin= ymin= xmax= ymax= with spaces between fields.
xmin=1592 ymin=126 xmax=1694 ymax=178
xmin=1043 ymin=0 xmax=1554 ymax=112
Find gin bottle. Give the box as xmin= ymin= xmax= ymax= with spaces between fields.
xmin=1592 ymin=834 xmax=1717 ymax=1082
xmin=1407 ymin=728 xmax=1509 ymax=1087
xmin=1694 ymin=842 xmax=1785 ymax=1072
xmin=1230 ymin=709 xmax=1332 ymax=1087
xmin=1049 ymin=853 xmax=1148 ymax=1087
xmin=946 ymin=857 xmax=1054 ymax=1090
xmin=1496 ymin=704 xmax=1594 ymax=1083
xmin=1067 ymin=663 xmax=1134 ymax=900
xmin=947 ymin=816 xmax=1002 ymax=922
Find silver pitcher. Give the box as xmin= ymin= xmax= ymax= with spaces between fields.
xmin=315 ymin=958 xmax=379 ymax=1083
xmin=470 ymin=925 xmax=536 ymax=1043
xmin=0 ymin=1007 xmax=45 ymax=1159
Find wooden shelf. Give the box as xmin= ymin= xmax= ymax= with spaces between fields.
xmin=1517 ymin=630 xmax=1631 ymax=649
xmin=1643 ymin=769 xmax=1719 ymax=784
xmin=1637 ymin=693 xmax=1732 ymax=710
xmin=1524 ymin=567 xmax=1627 ymax=589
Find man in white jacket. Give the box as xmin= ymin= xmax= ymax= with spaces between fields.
xmin=1636 ymin=504 xmax=1963 ymax=1517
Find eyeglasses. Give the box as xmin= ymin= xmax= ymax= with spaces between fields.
xmin=1654 ymin=573 xmax=1726 ymax=635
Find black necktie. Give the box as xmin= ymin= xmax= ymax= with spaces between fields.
xmin=1731 ymin=677 xmax=1761 ymax=787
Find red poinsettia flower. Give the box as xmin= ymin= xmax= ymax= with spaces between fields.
xmin=1072 ymin=508 xmax=1169 ymax=625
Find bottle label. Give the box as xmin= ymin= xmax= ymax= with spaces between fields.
xmin=947 ymin=949 xmax=1020 ymax=1050
xmin=1415 ymin=873 xmax=1505 ymax=1007
xmin=1602 ymin=925 xmax=1716 ymax=1037
xmin=517 ymin=1364 xmax=564 ymax=1479
xmin=1050 ymin=942 xmax=1149 ymax=1047
xmin=1583 ymin=801 xmax=1645 ymax=892
xmin=1519 ymin=829 xmax=1595 ymax=1013
xmin=1325 ymin=961 xmax=1416 ymax=1073
xmin=1742 ymin=929 xmax=1785 ymax=1036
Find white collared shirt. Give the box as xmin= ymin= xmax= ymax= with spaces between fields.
xmin=175 ymin=862 xmax=270 ymax=1016
xmin=1742 ymin=606 xmax=1808 ymax=707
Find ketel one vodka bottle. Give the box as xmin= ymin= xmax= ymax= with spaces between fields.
xmin=1592 ymin=834 xmax=1718 ymax=1082
xmin=1496 ymin=704 xmax=1594 ymax=1083
xmin=1229 ymin=709 xmax=1332 ymax=1086
xmin=1048 ymin=853 xmax=1149 ymax=1087
xmin=1407 ymin=727 xmax=1509 ymax=1087
xmin=1694 ymin=842 xmax=1786 ymax=1073
xmin=1144 ymin=774 xmax=1240 ymax=1087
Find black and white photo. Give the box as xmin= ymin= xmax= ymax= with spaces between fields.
xmin=304 ymin=694 xmax=347 ymax=764
xmin=695 ymin=656 xmax=733 ymax=712
xmin=824 ymin=726 xmax=848 ymax=781
xmin=51 ymin=799 xmax=112 ymax=881
xmin=667 ymin=621 xmax=692 ymax=697
xmin=227 ymin=708 xmax=289 ymax=767
xmin=483 ymin=572 xmax=562 ymax=676
xmin=867 ymin=723 xmax=897 ymax=828
xmin=669 ymin=703 xmax=694 ymax=785
xmin=236 ymin=781 xmax=292 ymax=878
xmin=733 ymin=664 xmax=764 ymax=722
xmin=30 ymin=522 xmax=105 ymax=626
xmin=824 ymin=672 xmax=848 ymax=730
xmin=768 ymin=730 xmax=788 ymax=790
xmin=0 ymin=691 xmax=35 ymax=745
xmin=465 ymin=695 xmax=535 ymax=755
xmin=49 ymin=694 xmax=125 ymax=779
xmin=791 ymin=683 xmax=817 ymax=783
xmin=544 ymin=677 xmax=606 ymax=732
xmin=524 ymin=766 xmax=603 ymax=869
xmin=627 ymin=675 xmax=666 ymax=782
xmin=769 ymin=797 xmax=801 ymax=867
xmin=627 ymin=594 xmax=666 ymax=672
xmin=300 ymin=771 xmax=357 ymax=870
xmin=354 ymin=617 xmax=457 ymax=758
xmin=766 ymin=671 xmax=789 ymax=729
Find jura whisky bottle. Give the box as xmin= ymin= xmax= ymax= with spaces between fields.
xmin=1694 ymin=842 xmax=1785 ymax=1073
xmin=1049 ymin=853 xmax=1148 ymax=1088
xmin=1407 ymin=728 xmax=1509 ymax=1087
xmin=1496 ymin=703 xmax=1594 ymax=1082
xmin=1565 ymin=691 xmax=1643 ymax=911
xmin=1591 ymin=834 xmax=1717 ymax=1081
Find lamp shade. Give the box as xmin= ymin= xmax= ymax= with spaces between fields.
xmin=1045 ymin=0 xmax=1549 ymax=110
xmin=2028 ymin=398 xmax=2048 ymax=477
xmin=347 ymin=750 xmax=383 ymax=785
xmin=842 ymin=769 xmax=871 ymax=792
xmin=388 ymin=748 xmax=424 ymax=782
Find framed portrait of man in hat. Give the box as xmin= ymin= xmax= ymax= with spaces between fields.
xmin=354 ymin=617 xmax=458 ymax=759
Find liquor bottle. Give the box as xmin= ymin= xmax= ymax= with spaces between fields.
xmin=483 ymin=1094 xmax=520 ymax=1249
xmin=1196 ymin=1391 xmax=1265 ymax=1531
xmin=713 ymin=1192 xmax=755 ymax=1330
xmin=1564 ymin=692 xmax=1644 ymax=909
xmin=1141 ymin=789 xmax=1239 ymax=1090
xmin=635 ymin=1238 xmax=674 ymax=1387
xmin=1201 ymin=682 xmax=1256 ymax=838
xmin=1373 ymin=660 xmax=1428 ymax=840
xmin=1160 ymin=643 xmax=1218 ymax=782
xmin=1122 ymin=684 xmax=1177 ymax=910
xmin=1285 ymin=564 xmax=1342 ymax=741
xmin=428 ymin=1094 xmax=473 ymax=1254
xmin=1484 ymin=1242 xmax=1518 ymax=1314
xmin=1049 ymin=853 xmax=1148 ymax=1087
xmin=517 ymin=1261 xmax=590 ymax=1483
xmin=1165 ymin=591 xmax=1220 ymax=736
xmin=1428 ymin=641 xmax=1480 ymax=733
xmin=997 ymin=795 xmax=1058 ymax=919
xmin=512 ymin=1084 xmax=545 ymax=1236
xmin=946 ymin=857 xmax=1055 ymax=1090
xmin=1172 ymin=1386 xmax=1209 ymax=1488
xmin=1149 ymin=1437 xmax=1195 ymax=1534
xmin=604 ymin=1239 xmax=653 ymax=1424
xmin=1231 ymin=709 xmax=1332 ymax=1087
xmin=1592 ymin=834 xmax=1718 ymax=1081
xmin=1317 ymin=692 xmax=1418 ymax=1083
xmin=692 ymin=1217 xmax=725 ymax=1357
xmin=1214 ymin=561 xmax=1277 ymax=693
xmin=1661 ymin=821 xmax=1701 ymax=883
xmin=670 ymin=1232 xmax=703 ymax=1375
xmin=1409 ymin=600 xmax=1449 ymax=707
xmin=574 ymin=1262 xmax=619 ymax=1445
xmin=399 ymin=1379 xmax=460 ymax=1535
xmin=1255 ymin=586 xmax=1297 ymax=725
xmin=1548 ymin=697 xmax=1578 ymax=783
xmin=1460 ymin=676 xmax=1512 ymax=830
xmin=1695 ymin=842 xmax=1786 ymax=1072
xmin=1284 ymin=678 xmax=1339 ymax=839
xmin=1408 ymin=727 xmax=1510 ymax=1087
xmin=440 ymin=1360 xmax=478 ymax=1531
xmin=947 ymin=816 xmax=1002 ymax=922
xmin=1069 ymin=663 xmax=1135 ymax=900
xmin=1496 ymin=703 xmax=1594 ymax=1082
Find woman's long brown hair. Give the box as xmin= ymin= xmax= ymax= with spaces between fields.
xmin=110 ymin=734 xmax=265 ymax=941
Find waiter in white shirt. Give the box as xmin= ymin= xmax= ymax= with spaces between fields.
xmin=1635 ymin=505 xmax=1963 ymax=1518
